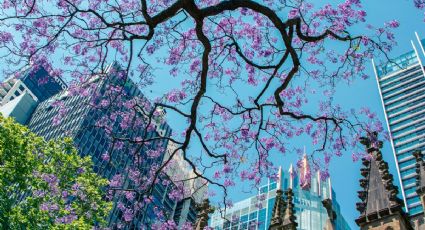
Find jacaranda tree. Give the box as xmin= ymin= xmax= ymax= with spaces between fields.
xmin=0 ymin=0 xmax=409 ymax=228
xmin=0 ymin=115 xmax=111 ymax=228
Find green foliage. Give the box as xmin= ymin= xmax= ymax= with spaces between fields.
xmin=0 ymin=115 xmax=112 ymax=229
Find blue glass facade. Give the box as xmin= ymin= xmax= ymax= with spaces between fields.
xmin=374 ymin=36 xmax=425 ymax=216
xmin=25 ymin=67 xmax=187 ymax=228
xmin=18 ymin=66 xmax=67 ymax=102
xmin=173 ymin=198 xmax=197 ymax=225
xmin=209 ymin=170 xmax=351 ymax=230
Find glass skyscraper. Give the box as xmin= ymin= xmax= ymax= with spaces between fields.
xmin=373 ymin=33 xmax=425 ymax=216
xmin=209 ymin=165 xmax=351 ymax=230
xmin=26 ymin=64 xmax=199 ymax=228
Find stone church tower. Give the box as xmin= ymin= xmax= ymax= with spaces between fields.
xmin=356 ymin=132 xmax=413 ymax=230
xmin=269 ymin=167 xmax=298 ymax=230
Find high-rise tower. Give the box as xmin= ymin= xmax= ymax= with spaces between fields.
xmin=373 ymin=32 xmax=425 ymax=217
xmin=26 ymin=64 xmax=201 ymax=228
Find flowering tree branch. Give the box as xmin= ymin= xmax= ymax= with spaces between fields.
xmin=0 ymin=0 xmax=401 ymax=228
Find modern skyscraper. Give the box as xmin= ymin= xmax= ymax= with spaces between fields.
xmin=209 ymin=162 xmax=351 ymax=230
xmin=26 ymin=63 xmax=201 ymax=228
xmin=373 ymin=32 xmax=425 ymax=217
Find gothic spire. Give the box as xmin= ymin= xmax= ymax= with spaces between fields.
xmin=269 ymin=167 xmax=297 ymax=230
xmin=281 ymin=188 xmax=297 ymax=230
xmin=270 ymin=166 xmax=285 ymax=229
xmin=269 ymin=189 xmax=285 ymax=229
xmin=355 ymin=132 xmax=412 ymax=229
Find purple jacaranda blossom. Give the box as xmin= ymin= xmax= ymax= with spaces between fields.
xmin=414 ymin=0 xmax=425 ymax=8
xmin=222 ymin=164 xmax=232 ymax=174
xmin=125 ymin=191 xmax=135 ymax=201
xmin=213 ymin=171 xmax=221 ymax=179
xmin=50 ymin=203 xmax=59 ymax=211
xmin=386 ymin=20 xmax=400 ymax=28
xmin=167 ymin=89 xmax=187 ymax=103
xmin=109 ymin=174 xmax=123 ymax=187
xmin=152 ymin=220 xmax=178 ymax=230
xmin=0 ymin=32 xmax=12 ymax=44
xmin=147 ymin=149 xmax=162 ymax=158
xmin=224 ymin=179 xmax=235 ymax=187
xmin=117 ymin=202 xmax=125 ymax=211
xmin=123 ymin=209 xmax=134 ymax=222
xmin=101 ymin=153 xmax=110 ymax=161
xmin=168 ymin=188 xmax=184 ymax=202
xmin=40 ymin=203 xmax=49 ymax=211
xmin=100 ymin=99 xmax=109 ymax=107
xmin=180 ymin=222 xmax=193 ymax=230
xmin=62 ymin=191 xmax=68 ymax=198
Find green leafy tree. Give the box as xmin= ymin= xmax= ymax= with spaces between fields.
xmin=0 ymin=115 xmax=112 ymax=229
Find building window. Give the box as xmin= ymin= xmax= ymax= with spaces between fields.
xmin=19 ymin=85 xmax=25 ymax=91
xmin=248 ymin=211 xmax=257 ymax=220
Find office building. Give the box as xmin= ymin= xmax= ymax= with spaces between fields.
xmin=163 ymin=142 xmax=208 ymax=227
xmin=209 ymin=157 xmax=351 ymax=230
xmin=373 ymin=33 xmax=425 ymax=216
xmin=26 ymin=63 xmax=200 ymax=228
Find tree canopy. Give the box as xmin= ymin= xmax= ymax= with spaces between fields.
xmin=0 ymin=115 xmax=111 ymax=229
xmin=0 ymin=0 xmax=417 ymax=228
